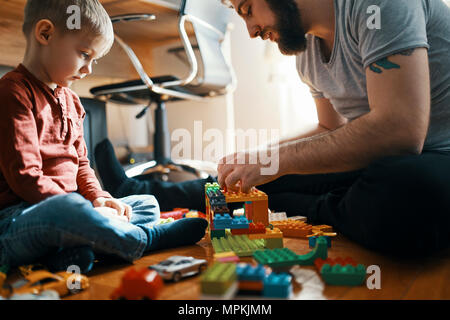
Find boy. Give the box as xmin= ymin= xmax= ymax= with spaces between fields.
xmin=0 ymin=0 xmax=207 ymax=274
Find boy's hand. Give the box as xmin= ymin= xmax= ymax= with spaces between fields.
xmin=93 ymin=206 xmax=129 ymax=223
xmin=93 ymin=197 xmax=133 ymax=222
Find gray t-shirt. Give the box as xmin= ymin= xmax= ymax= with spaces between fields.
xmin=296 ymin=0 xmax=450 ymax=152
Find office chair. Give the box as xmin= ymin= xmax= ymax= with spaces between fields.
xmin=90 ymin=0 xmax=235 ymax=182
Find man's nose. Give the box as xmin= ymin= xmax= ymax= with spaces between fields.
xmin=246 ymin=22 xmax=261 ymax=39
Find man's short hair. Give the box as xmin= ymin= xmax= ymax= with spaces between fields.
xmin=23 ymin=0 xmax=114 ymax=51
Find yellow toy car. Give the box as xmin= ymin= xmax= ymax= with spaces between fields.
xmin=4 ymin=270 xmax=89 ymax=298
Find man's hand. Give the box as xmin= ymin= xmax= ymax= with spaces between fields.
xmin=93 ymin=197 xmax=132 ymax=222
xmin=217 ymin=148 xmax=281 ymax=193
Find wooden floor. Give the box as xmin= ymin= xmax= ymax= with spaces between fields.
xmin=61 ymin=234 xmax=450 ymax=300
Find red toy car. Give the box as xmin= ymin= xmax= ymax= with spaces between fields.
xmin=110 ymin=267 xmax=164 ymax=300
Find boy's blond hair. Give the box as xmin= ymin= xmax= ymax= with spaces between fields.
xmin=23 ymin=0 xmax=114 ymax=52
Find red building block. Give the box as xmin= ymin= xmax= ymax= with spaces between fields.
xmin=231 ymin=222 xmax=266 ymax=235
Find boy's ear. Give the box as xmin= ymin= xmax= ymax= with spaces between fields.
xmin=34 ymin=19 xmax=55 ymax=45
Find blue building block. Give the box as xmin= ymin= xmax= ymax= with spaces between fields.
xmin=263 ymin=273 xmax=292 ymax=298
xmin=230 ymin=216 xmax=250 ymax=229
xmin=309 ymin=236 xmax=331 ymax=248
xmin=213 ymin=213 xmax=233 ymax=229
xmin=236 ymin=264 xmax=266 ymax=282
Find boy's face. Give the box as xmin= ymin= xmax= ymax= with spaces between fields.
xmin=44 ymin=29 xmax=110 ymax=87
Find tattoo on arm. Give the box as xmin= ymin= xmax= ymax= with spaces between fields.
xmin=369 ymin=48 xmax=416 ymax=74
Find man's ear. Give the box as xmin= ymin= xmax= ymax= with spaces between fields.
xmin=34 ymin=19 xmax=55 ymax=45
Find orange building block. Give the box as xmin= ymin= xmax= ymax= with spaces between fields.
xmin=238 ymin=280 xmax=264 ymax=291
xmin=271 ymin=219 xmax=313 ymax=239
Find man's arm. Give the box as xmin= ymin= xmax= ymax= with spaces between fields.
xmin=269 ymin=97 xmax=347 ymax=147
xmin=281 ymin=48 xmax=430 ymax=175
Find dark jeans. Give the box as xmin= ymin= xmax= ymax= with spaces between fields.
xmin=114 ymin=151 xmax=450 ymax=257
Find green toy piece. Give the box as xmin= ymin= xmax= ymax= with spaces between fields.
xmin=212 ymin=234 xmax=265 ymax=257
xmin=200 ymin=263 xmax=237 ymax=295
xmin=320 ymin=264 xmax=367 ymax=286
xmin=210 ymin=229 xmax=226 ymax=239
xmin=253 ymin=237 xmax=328 ymax=267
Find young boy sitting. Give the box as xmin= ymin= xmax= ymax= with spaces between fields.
xmin=0 ymin=0 xmax=207 ymax=274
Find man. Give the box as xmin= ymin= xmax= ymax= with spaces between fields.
xmin=97 ymin=0 xmax=450 ymax=256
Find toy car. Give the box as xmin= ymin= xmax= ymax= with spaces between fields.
xmin=4 ymin=270 xmax=89 ymax=298
xmin=7 ymin=289 xmax=60 ymax=300
xmin=150 ymin=256 xmax=208 ymax=282
xmin=110 ymin=267 xmax=164 ymax=300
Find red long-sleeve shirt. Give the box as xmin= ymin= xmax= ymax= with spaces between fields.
xmin=0 ymin=64 xmax=111 ymax=210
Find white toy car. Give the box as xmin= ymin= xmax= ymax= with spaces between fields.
xmin=149 ymin=256 xmax=208 ymax=282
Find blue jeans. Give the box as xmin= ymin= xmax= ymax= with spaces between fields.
xmin=0 ymin=193 xmax=160 ymax=267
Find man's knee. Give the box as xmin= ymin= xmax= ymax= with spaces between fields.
xmin=347 ymin=162 xmax=450 ymax=256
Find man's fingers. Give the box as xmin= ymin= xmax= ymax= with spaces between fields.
xmin=240 ymin=179 xmax=254 ymax=194
xmin=224 ymin=170 xmax=241 ymax=191
xmin=218 ymin=165 xmax=235 ymax=188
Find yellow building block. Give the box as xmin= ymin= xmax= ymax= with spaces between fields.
xmin=271 ymin=219 xmax=313 ymax=239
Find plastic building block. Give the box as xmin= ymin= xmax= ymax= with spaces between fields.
xmin=230 ymin=216 xmax=250 ymax=229
xmin=236 ymin=264 xmax=266 ymax=282
xmin=314 ymin=257 xmax=365 ymax=286
xmin=296 ymin=236 xmax=328 ymax=265
xmin=224 ymin=188 xmax=268 ymax=203
xmin=111 ymin=267 xmax=164 ymax=300
xmin=263 ymin=273 xmax=292 ymax=298
xmin=290 ymin=216 xmax=308 ymax=222
xmin=271 ymin=219 xmax=313 ymax=238
xmin=238 ymin=280 xmax=264 ymax=292
xmin=213 ymin=213 xmax=233 ymax=229
xmin=185 ymin=210 xmax=206 ymax=219
xmin=160 ymin=208 xmax=189 ymax=220
xmin=320 ymin=264 xmax=366 ymax=286
xmin=253 ymin=237 xmax=328 ymax=267
xmin=264 ymin=237 xmax=284 ymax=249
xmin=210 ymin=229 xmax=226 ymax=239
xmin=314 ymin=257 xmax=358 ymax=271
xmin=269 ymin=212 xmax=288 ymax=222
xmin=312 ymin=225 xmax=334 ymax=233
xmin=231 ymin=222 xmax=266 ymax=235
xmin=200 ymin=263 xmax=237 ymax=295
xmin=214 ymin=252 xmax=240 ymax=263
xmin=309 ymin=235 xmax=332 ymax=248
xmin=248 ymin=227 xmax=283 ymax=240
xmin=253 ymin=248 xmax=303 ymax=268
xmin=212 ymin=234 xmax=266 ymax=257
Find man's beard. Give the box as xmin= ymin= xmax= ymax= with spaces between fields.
xmin=265 ymin=0 xmax=307 ymax=55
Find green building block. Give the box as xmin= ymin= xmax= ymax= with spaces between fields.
xmin=212 ymin=234 xmax=265 ymax=257
xmin=210 ymin=229 xmax=226 ymax=239
xmin=320 ymin=264 xmax=366 ymax=286
xmin=200 ymin=263 xmax=237 ymax=295
xmin=296 ymin=236 xmax=328 ymax=265
xmin=253 ymin=237 xmax=328 ymax=267
xmin=253 ymin=248 xmax=302 ymax=268
xmin=264 ymin=238 xmax=284 ymax=249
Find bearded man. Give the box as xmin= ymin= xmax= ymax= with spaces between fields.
xmin=96 ymin=0 xmax=450 ymax=257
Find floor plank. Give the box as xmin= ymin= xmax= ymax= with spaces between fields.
xmin=4 ymin=234 xmax=450 ymax=300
